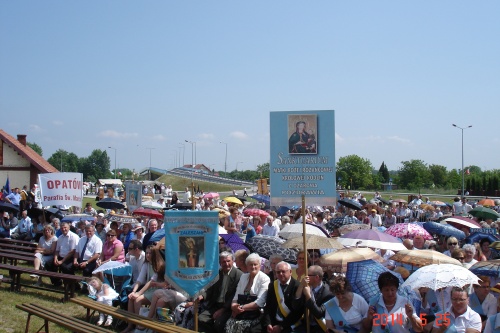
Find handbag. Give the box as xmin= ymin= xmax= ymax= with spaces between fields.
xmin=235 ymin=294 xmax=261 ymax=320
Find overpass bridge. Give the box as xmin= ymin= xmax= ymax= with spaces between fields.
xmin=138 ymin=167 xmax=254 ymax=187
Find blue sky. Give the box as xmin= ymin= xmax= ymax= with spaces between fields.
xmin=1 ymin=1 xmax=499 ymax=174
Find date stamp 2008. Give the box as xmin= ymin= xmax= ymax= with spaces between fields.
xmin=372 ymin=312 xmax=450 ymax=327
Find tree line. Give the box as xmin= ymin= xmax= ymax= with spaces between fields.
xmin=30 ymin=142 xmax=500 ymax=193
xmin=337 ymin=155 xmax=500 ymax=195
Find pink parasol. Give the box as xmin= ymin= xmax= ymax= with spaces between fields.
xmin=203 ymin=192 xmax=220 ymax=199
xmin=243 ymin=208 xmax=269 ymax=218
xmin=384 ymin=223 xmax=433 ymax=240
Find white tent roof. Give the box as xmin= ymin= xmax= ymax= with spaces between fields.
xmin=98 ymin=179 xmax=123 ymax=186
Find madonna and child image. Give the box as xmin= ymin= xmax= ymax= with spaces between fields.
xmin=288 ymin=114 xmax=318 ymax=154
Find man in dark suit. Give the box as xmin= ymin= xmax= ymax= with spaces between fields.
xmin=267 ymin=254 xmax=284 ymax=282
xmin=294 ymin=265 xmax=333 ymax=333
xmin=198 ymin=251 xmax=242 ymax=333
xmin=262 ymin=261 xmax=303 ymax=333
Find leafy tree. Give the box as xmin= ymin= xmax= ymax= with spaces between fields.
xmin=80 ymin=149 xmax=111 ymax=181
xmin=428 ymin=164 xmax=448 ymax=188
xmin=256 ymin=163 xmax=270 ymax=179
xmin=398 ymin=160 xmax=432 ymax=191
xmin=467 ymin=165 xmax=482 ymax=175
xmin=378 ymin=162 xmax=390 ymax=183
xmin=27 ymin=142 xmax=43 ymax=156
xmin=116 ymin=168 xmax=134 ymax=180
xmin=47 ymin=149 xmax=80 ymax=172
xmin=336 ymin=155 xmax=373 ymax=190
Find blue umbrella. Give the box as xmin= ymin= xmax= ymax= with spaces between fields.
xmin=423 ymin=222 xmax=466 ymax=240
xmin=325 ymin=217 xmax=350 ymax=231
xmin=346 ymin=259 xmax=421 ymax=314
xmin=251 ymin=194 xmax=270 ymax=206
xmin=464 ymin=232 xmax=499 ymax=245
xmin=96 ymin=197 xmax=125 ymax=210
xmin=469 ymin=260 xmax=500 ymax=278
xmin=276 ymin=206 xmax=290 ymax=217
xmin=220 ymin=233 xmax=250 ymax=253
xmin=0 ymin=201 xmax=20 ymax=213
xmin=338 ymin=198 xmax=362 ymax=211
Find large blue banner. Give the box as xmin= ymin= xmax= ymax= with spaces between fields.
xmin=270 ymin=110 xmax=336 ymax=207
xmin=163 ymin=210 xmax=219 ymax=298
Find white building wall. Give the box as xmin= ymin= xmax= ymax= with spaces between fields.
xmin=3 ymin=144 xmax=30 ymax=167
xmin=1 ymin=143 xmax=32 ymax=188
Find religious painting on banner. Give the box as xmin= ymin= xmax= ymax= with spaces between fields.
xmin=125 ymin=181 xmax=142 ymax=212
xmin=288 ymin=114 xmax=318 ymax=154
xmin=38 ymin=172 xmax=84 ymax=208
xmin=270 ymin=110 xmax=336 ymax=207
xmin=163 ymin=210 xmax=219 ymax=298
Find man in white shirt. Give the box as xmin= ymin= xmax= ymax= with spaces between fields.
xmin=183 ymin=187 xmax=191 ymax=203
xmin=127 ymin=239 xmax=145 ymax=284
xmin=410 ymin=195 xmax=423 ymax=207
xmin=433 ymin=286 xmax=481 ymax=333
xmin=45 ymin=221 xmax=80 ymax=286
xmin=11 ymin=210 xmax=31 ymax=240
xmin=468 ymin=277 xmax=497 ymax=328
xmin=73 ymin=225 xmax=102 ymax=277
xmin=368 ymin=209 xmax=382 ymax=227
xmin=460 ymin=198 xmax=473 ymax=215
xmin=262 ymin=216 xmax=279 ymax=237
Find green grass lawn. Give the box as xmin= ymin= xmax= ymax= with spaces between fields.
xmin=0 ymin=270 xmax=94 ymax=333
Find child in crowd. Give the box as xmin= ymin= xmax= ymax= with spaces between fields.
xmin=87 ymin=276 xmax=119 ymax=327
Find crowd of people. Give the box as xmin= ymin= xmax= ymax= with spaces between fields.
xmin=3 ymin=183 xmax=500 ymax=333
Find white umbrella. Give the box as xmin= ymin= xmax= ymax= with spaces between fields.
xmin=401 ymin=264 xmax=480 ymax=291
xmin=279 ymin=223 xmax=329 ymax=240
xmin=142 ymin=200 xmax=163 ymax=209
xmin=92 ymin=261 xmax=130 ymax=274
xmin=338 ymin=229 xmax=407 ymax=251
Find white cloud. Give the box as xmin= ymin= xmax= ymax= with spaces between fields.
xmin=29 ymin=124 xmax=42 ymax=131
xmin=387 ymin=136 xmax=410 ymax=144
xmin=335 ymin=133 xmax=344 ymax=142
xmin=199 ymin=133 xmax=215 ymax=140
xmin=230 ymin=131 xmax=248 ymax=140
xmin=152 ymin=135 xmax=166 ymax=141
xmin=52 ymin=120 xmax=63 ymax=126
xmin=99 ymin=130 xmax=139 ymax=139
xmin=365 ymin=135 xmax=385 ymax=143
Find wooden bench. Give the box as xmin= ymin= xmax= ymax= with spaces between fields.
xmin=71 ymin=296 xmax=195 ymax=333
xmin=0 ymin=263 xmax=83 ymax=301
xmin=0 ymin=237 xmax=38 ymax=248
xmin=0 ymin=248 xmax=38 ymax=256
xmin=0 ymin=242 xmax=37 ymax=252
xmin=0 ymin=250 xmax=35 ymax=266
xmin=16 ymin=303 xmax=110 ymax=333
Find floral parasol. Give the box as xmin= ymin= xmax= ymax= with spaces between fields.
xmin=384 ymin=223 xmax=433 ymax=240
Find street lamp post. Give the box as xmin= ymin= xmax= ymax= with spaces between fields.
xmin=171 ymin=151 xmax=177 ymax=169
xmin=452 ymin=124 xmax=472 ymax=198
xmin=146 ymin=147 xmax=155 ymax=180
xmin=178 ymin=143 xmax=185 ymax=167
xmin=108 ymin=146 xmax=117 ymax=179
xmin=185 ymin=140 xmax=195 ymax=181
xmin=220 ymin=141 xmax=228 ymax=175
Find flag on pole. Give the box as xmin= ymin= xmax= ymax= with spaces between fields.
xmin=466 ymin=168 xmax=470 ymax=175
xmin=4 ymin=176 xmax=10 ymax=195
